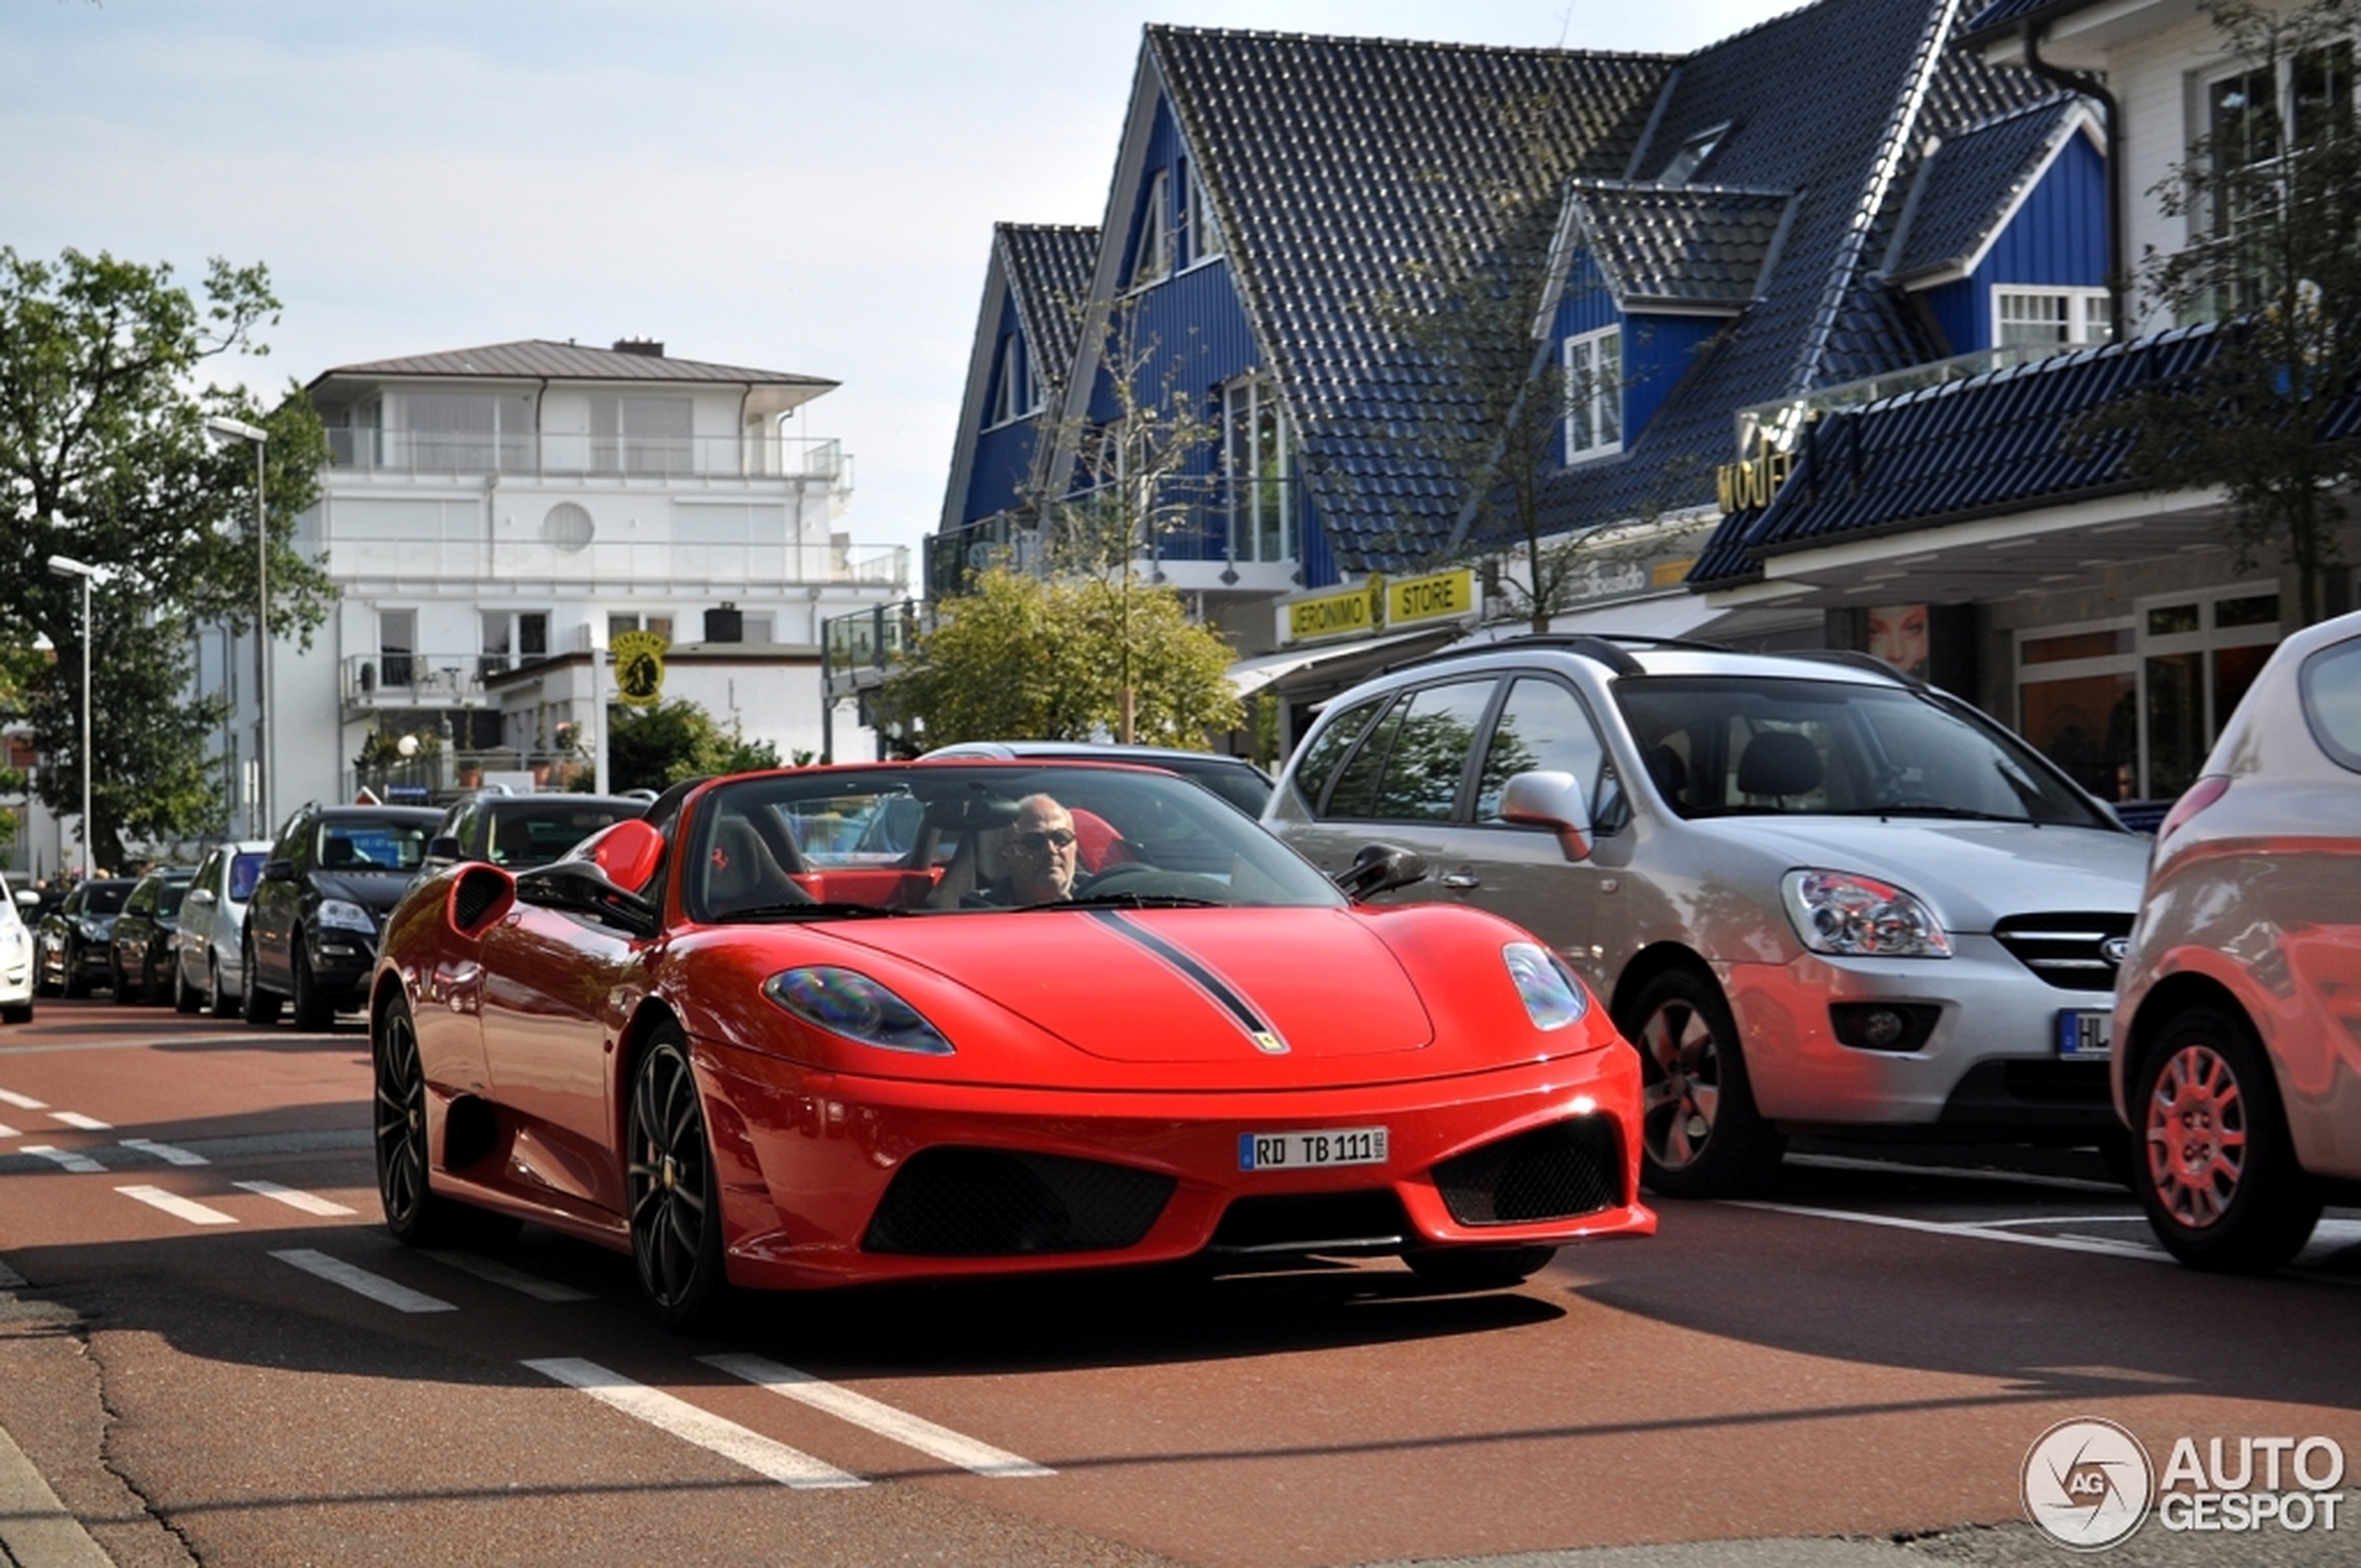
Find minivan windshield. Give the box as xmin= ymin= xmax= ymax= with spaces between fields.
xmin=1615 ymin=676 xmax=2113 ymax=828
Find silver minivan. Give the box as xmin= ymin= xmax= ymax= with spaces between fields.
xmin=173 ymin=839 xmax=273 ymax=1017
xmin=1266 ymin=636 xmax=2153 ymax=1197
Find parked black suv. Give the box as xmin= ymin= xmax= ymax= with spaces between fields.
xmin=417 ymin=791 xmax=650 ymax=879
xmin=108 ymin=865 xmax=195 ymax=1005
xmin=244 ymin=804 xmax=442 ymax=1029
xmin=35 ymin=877 xmax=137 ymax=997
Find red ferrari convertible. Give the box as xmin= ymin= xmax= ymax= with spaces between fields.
xmin=371 ymin=761 xmax=1654 ymax=1325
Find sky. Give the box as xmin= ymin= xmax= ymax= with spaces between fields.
xmin=5 ymin=1 xmax=1800 ymax=563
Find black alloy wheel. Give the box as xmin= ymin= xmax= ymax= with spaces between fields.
xmin=240 ymin=934 xmax=280 ymax=1024
xmin=290 ymin=937 xmax=334 ymax=1031
xmin=1403 ymin=1245 xmax=1558 ymax=1290
xmin=375 ymin=995 xmax=454 ymax=1244
xmin=627 ymin=1029 xmax=727 ymax=1329
xmin=2132 ymin=1006 xmax=2322 ymax=1272
xmin=1616 ymin=967 xmax=1786 ymax=1200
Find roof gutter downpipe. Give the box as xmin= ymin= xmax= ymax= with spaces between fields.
xmin=2024 ymin=21 xmax=2128 ymax=344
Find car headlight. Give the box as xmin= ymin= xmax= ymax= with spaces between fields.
xmin=762 ymin=967 xmax=953 ymax=1055
xmin=316 ymin=899 xmax=376 ymax=934
xmin=1781 ymin=869 xmax=1952 ymax=958
xmin=1504 ymin=941 xmax=1589 ymax=1031
xmin=75 ymin=918 xmax=104 ymax=941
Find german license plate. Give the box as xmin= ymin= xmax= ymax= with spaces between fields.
xmin=1238 ymin=1127 xmax=1388 ymax=1171
xmin=2057 ymin=1008 xmax=2113 ymax=1060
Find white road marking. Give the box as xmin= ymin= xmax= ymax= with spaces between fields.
xmin=19 ymin=1146 xmax=104 ymax=1175
xmin=0 ymin=1122 xmax=17 ymax=1138
xmin=1972 ymin=1214 xmax=2143 ymax=1229
xmin=1785 ymin=1152 xmax=2126 ymax=1194
xmin=524 ymin=1358 xmax=865 ymax=1490
xmin=270 ymin=1249 xmax=455 ymax=1312
xmin=121 ymin=1138 xmax=208 ymax=1166
xmin=233 ymin=1180 xmax=355 ymax=1217
xmin=115 ymin=1185 xmax=237 ymax=1226
xmin=0 ymin=1088 xmax=46 ymax=1110
xmin=1728 ymin=1201 xmax=2173 ymax=1262
xmin=49 ymin=1112 xmax=111 ymax=1131
xmin=701 ymin=1353 xmax=1053 ymax=1478
xmin=422 ymin=1249 xmax=592 ymax=1302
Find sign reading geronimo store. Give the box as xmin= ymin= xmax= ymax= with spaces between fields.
xmin=1387 ymin=568 xmax=1474 ymax=627
xmin=1287 ymin=583 xmax=1379 ymax=642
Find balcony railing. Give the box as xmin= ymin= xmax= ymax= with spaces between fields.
xmin=342 ymin=654 xmax=496 ymax=709
xmin=930 ymin=476 xmax=1301 ymax=595
xmin=319 ymin=534 xmax=907 ymax=590
xmin=1733 ymin=342 xmax=2093 ymax=453
xmin=324 ymin=429 xmax=855 ymax=487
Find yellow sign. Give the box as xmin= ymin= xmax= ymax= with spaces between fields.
xmin=1386 ymin=568 xmax=1474 ymax=626
xmin=1287 ymin=584 xmax=1378 ymax=642
xmin=611 ymin=630 xmax=669 ymax=706
xmin=1715 ymin=447 xmax=1794 ymax=515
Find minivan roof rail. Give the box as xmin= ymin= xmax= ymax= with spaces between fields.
xmin=1382 ymin=631 xmax=1733 ymax=679
xmin=1782 ymin=648 xmax=1922 ymax=689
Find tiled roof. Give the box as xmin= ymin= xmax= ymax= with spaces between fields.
xmin=1566 ymin=182 xmax=1797 ymax=310
xmin=1685 ymin=325 xmax=2228 ymax=586
xmin=1150 ymin=26 xmax=1675 ymax=570
xmin=1886 ymin=99 xmax=2087 ymax=283
xmin=1518 ymin=0 xmax=2064 ymax=556
xmin=311 ymin=339 xmax=835 ymax=388
xmin=997 ymin=224 xmax=1100 ymax=402
xmin=1957 ymin=0 xmax=2102 ymax=48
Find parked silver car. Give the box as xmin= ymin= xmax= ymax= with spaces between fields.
xmin=1266 ymin=636 xmax=2153 ymax=1197
xmin=2114 ymin=606 xmax=2361 ymax=1272
xmin=171 ymin=839 xmax=273 ymax=1017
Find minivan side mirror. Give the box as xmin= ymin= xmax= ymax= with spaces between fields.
xmin=1500 ymin=770 xmax=1593 ymax=862
xmin=424 ymin=836 xmax=464 ymax=865
xmin=11 ymin=888 xmax=35 ymax=909
xmin=1334 ymin=842 xmax=1428 ymax=901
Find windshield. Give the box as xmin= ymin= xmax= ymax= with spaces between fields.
xmin=491 ymin=805 xmax=642 ymax=868
xmin=317 ymin=818 xmax=432 ymax=873
xmin=686 ymin=765 xmax=1344 ymax=922
xmin=1615 ymin=676 xmax=2112 ymax=828
xmin=81 ymin=882 xmax=132 ymax=915
xmin=154 ymin=880 xmax=191 ymax=917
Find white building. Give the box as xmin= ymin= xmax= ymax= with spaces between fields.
xmin=208 ymin=338 xmax=906 ymax=830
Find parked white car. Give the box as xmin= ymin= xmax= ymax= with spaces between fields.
xmin=0 ymin=875 xmax=35 ymax=1023
xmin=172 ymin=839 xmax=273 ymax=1017
xmin=2114 ymin=606 xmax=2361 ymax=1271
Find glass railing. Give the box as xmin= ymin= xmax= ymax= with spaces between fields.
xmin=1733 ymin=342 xmax=2094 ymax=454
xmin=324 ymin=429 xmax=853 ymax=486
xmin=822 ymin=600 xmax=923 ymax=677
xmin=930 ymin=477 xmax=1301 ymax=594
xmin=316 ymin=534 xmax=906 ymax=589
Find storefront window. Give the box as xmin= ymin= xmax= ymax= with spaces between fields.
xmin=2021 ymin=669 xmax=2137 ymax=801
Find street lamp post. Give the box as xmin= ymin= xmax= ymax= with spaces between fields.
xmin=46 ymin=555 xmax=99 ymax=879
xmin=204 ymin=416 xmax=270 ymax=838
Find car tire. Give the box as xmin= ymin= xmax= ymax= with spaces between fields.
xmin=205 ymin=956 xmax=235 ymax=1019
xmin=627 ymin=1027 xmax=729 ymax=1330
xmin=290 ymin=938 xmax=334 ymax=1031
xmin=1 ymin=1003 xmax=31 ymax=1025
xmin=1617 ymin=967 xmax=1786 ymax=1200
xmin=111 ymin=959 xmax=138 ymax=1005
xmin=34 ymin=961 xmax=58 ymax=999
xmin=374 ymin=993 xmax=481 ymax=1247
xmin=1403 ymin=1245 xmax=1558 ymax=1290
xmin=2131 ymin=1005 xmax=2322 ymax=1273
xmin=173 ymin=959 xmax=201 ymax=1014
xmin=241 ymin=936 xmax=280 ymax=1025
xmin=63 ymin=946 xmax=90 ymax=1000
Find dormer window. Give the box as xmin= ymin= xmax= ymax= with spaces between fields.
xmin=1656 ymin=122 xmax=1731 ymax=186
xmin=1129 ymin=168 xmax=1173 ymax=288
xmin=1187 ymin=168 xmax=1223 ymax=266
xmin=1563 ymin=327 xmax=1623 ymax=462
xmin=988 ymin=330 xmax=1030 ymax=427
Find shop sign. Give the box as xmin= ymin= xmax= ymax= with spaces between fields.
xmin=1386 ymin=568 xmax=1474 ymax=626
xmin=1287 ymin=582 xmax=1379 ymax=642
xmin=1715 ymin=446 xmax=1794 ymax=515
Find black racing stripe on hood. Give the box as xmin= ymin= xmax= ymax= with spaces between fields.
xmin=1086 ymin=908 xmax=1287 ymax=1054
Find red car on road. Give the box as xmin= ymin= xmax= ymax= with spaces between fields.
xmin=370 ymin=760 xmax=1653 ymax=1325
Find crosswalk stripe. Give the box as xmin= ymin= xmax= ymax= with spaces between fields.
xmin=270 ymin=1249 xmax=456 ymax=1312
xmin=20 ymin=1146 xmax=104 ymax=1174
xmin=700 ymin=1353 xmax=1053 ymax=1478
xmin=0 ymin=1088 xmax=46 ymax=1110
xmin=0 ymin=1122 xmax=18 ymax=1139
xmin=234 ymin=1180 xmax=355 ymax=1216
xmin=116 ymin=1185 xmax=237 ymax=1225
xmin=122 ymin=1139 xmax=208 ymax=1166
xmin=422 ymin=1249 xmax=592 ymax=1301
xmin=524 ymin=1358 xmax=865 ymax=1490
xmin=50 ymin=1112 xmax=110 ymax=1131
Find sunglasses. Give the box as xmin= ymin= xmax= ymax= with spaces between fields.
xmin=1012 ymin=827 xmax=1077 ymax=851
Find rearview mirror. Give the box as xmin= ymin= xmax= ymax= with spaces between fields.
xmin=1333 ymin=842 xmax=1428 ymax=901
xmin=1500 ymin=771 xmax=1592 ymax=861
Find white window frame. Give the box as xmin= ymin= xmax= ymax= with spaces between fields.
xmin=1563 ymin=326 xmax=1624 ymax=463
xmin=1128 ymin=168 xmax=1172 ymax=290
xmin=1222 ymin=376 xmax=1293 ymax=564
xmin=1184 ymin=168 xmax=1223 ymax=269
xmin=1993 ymin=285 xmax=2113 ymax=348
xmin=2192 ymin=41 xmax=2355 ymax=307
xmin=986 ymin=329 xmax=1029 ymax=428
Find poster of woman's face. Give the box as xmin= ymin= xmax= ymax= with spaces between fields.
xmin=1868 ymin=603 xmax=1930 ymax=679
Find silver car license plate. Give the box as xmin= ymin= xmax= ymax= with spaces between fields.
xmin=1238 ymin=1127 xmax=1388 ymax=1171
xmin=2057 ymin=1008 xmax=2113 ymax=1060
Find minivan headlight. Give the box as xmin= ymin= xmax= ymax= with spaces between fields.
xmin=316 ymin=899 xmax=375 ymax=933
xmin=1504 ymin=941 xmax=1589 ymax=1031
xmin=1781 ymin=869 xmax=1952 ymax=958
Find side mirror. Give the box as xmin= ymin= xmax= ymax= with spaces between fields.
xmin=1333 ymin=842 xmax=1428 ymax=901
xmin=424 ymin=836 xmax=464 ymax=864
xmin=12 ymin=889 xmax=36 ymax=909
xmin=262 ymin=859 xmax=297 ymax=883
xmin=513 ymin=858 xmax=659 ymax=939
xmin=586 ymin=818 xmax=666 ymax=892
xmin=1500 ymin=770 xmax=1593 ymax=861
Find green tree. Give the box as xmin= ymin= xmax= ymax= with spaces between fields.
xmin=2094 ymin=0 xmax=2361 ymax=626
xmin=880 ymin=567 xmax=1242 ymax=748
xmin=0 ymin=246 xmax=334 ymax=867
xmin=601 ymin=698 xmax=781 ymax=794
